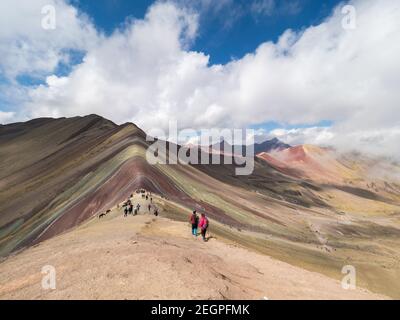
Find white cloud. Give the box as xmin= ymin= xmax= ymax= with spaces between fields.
xmin=270 ymin=126 xmax=400 ymax=159
xmin=0 ymin=111 xmax=15 ymax=123
xmin=0 ymin=0 xmax=99 ymax=80
xmin=270 ymin=127 xmax=335 ymax=146
xmin=2 ymin=0 xmax=400 ymax=158
xmin=24 ymin=1 xmax=205 ymax=126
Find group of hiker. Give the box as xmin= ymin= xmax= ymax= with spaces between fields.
xmin=123 ymin=190 xmax=158 ymax=217
xmin=189 ymin=210 xmax=209 ymax=242
xmin=121 ymin=189 xmax=210 ymax=242
xmin=123 ymin=200 xmax=140 ymax=216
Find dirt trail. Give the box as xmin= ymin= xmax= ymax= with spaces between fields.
xmin=0 ymin=197 xmax=387 ymax=300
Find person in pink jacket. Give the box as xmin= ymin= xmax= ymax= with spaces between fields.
xmin=198 ymin=213 xmax=209 ymax=241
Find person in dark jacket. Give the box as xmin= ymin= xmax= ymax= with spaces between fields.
xmin=189 ymin=210 xmax=199 ymax=237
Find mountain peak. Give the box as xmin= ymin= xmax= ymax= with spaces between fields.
xmin=254 ymin=137 xmax=290 ymax=154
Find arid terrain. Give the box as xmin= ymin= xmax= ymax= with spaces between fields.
xmin=1 ymin=115 xmax=400 ymax=299
xmin=0 ymin=194 xmax=386 ymax=300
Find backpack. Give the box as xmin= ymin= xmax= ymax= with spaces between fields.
xmin=190 ymin=214 xmax=197 ymax=225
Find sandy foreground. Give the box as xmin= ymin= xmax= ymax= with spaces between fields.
xmin=0 ymin=206 xmax=387 ymax=300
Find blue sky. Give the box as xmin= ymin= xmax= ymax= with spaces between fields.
xmin=72 ymin=0 xmax=343 ymax=65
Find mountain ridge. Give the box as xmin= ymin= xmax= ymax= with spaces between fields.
xmin=1 ymin=115 xmax=400 ymax=299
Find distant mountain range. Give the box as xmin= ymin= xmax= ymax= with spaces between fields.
xmin=207 ymin=137 xmax=291 ymax=155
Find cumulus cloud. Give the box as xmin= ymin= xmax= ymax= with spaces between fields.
xmin=270 ymin=127 xmax=335 ymax=146
xmin=0 ymin=0 xmax=99 ymax=121
xmin=1 ymin=0 xmax=400 ymax=158
xmin=0 ymin=111 xmax=15 ymax=123
xmin=270 ymin=126 xmax=400 ymax=159
xmin=0 ymin=0 xmax=99 ymax=80
xmin=25 ymin=1 xmax=201 ymax=125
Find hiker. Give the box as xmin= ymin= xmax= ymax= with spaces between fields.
xmin=128 ymin=204 xmax=133 ymax=215
xmin=146 ymin=195 xmax=149 ymax=200
xmin=189 ymin=210 xmax=199 ymax=237
xmin=150 ymin=197 xmax=153 ymax=203
xmin=136 ymin=203 xmax=141 ymax=212
xmin=154 ymin=209 xmax=158 ymax=217
xmin=148 ymin=204 xmax=151 ymax=212
xmin=198 ymin=213 xmax=209 ymax=241
xmin=124 ymin=206 xmax=128 ymax=217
